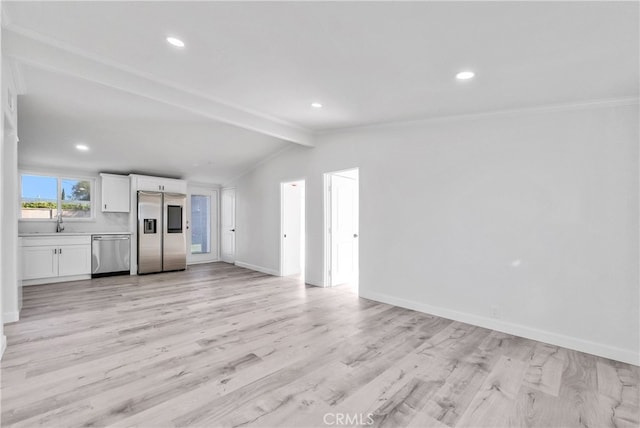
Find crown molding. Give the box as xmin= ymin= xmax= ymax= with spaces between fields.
xmin=316 ymin=96 xmax=640 ymax=137
xmin=3 ymin=24 xmax=315 ymax=147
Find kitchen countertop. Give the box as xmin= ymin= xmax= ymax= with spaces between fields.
xmin=19 ymin=231 xmax=132 ymax=237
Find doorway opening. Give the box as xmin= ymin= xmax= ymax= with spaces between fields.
xmin=280 ymin=180 xmax=306 ymax=282
xmin=324 ymin=168 xmax=359 ymax=293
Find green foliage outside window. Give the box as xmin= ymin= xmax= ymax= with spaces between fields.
xmin=71 ymin=181 xmax=91 ymax=201
xmin=21 ymin=201 xmax=90 ymax=211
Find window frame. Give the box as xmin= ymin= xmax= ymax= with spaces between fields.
xmin=19 ymin=171 xmax=96 ymax=222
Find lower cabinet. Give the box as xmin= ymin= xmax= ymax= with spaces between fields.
xmin=22 ymin=236 xmax=91 ymax=284
xmin=21 ymin=245 xmax=58 ymax=280
xmin=58 ymin=245 xmax=92 ymax=277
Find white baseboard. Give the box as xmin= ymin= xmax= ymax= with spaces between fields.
xmin=234 ymin=261 xmax=280 ymax=276
xmin=305 ymin=279 xmax=324 ymax=287
xmin=187 ymin=259 xmax=220 ymax=266
xmin=359 ymin=289 xmax=639 ymax=366
xmin=1 ymin=335 xmax=6 ymax=360
xmin=23 ymin=274 xmax=91 ymax=286
xmin=3 ymin=311 xmax=19 ymax=323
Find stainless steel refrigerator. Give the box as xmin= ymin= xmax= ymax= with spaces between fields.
xmin=137 ymin=191 xmax=187 ymax=274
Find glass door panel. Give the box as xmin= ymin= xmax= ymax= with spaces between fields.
xmin=190 ymin=195 xmax=211 ymax=254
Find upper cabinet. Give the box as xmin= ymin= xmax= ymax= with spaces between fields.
xmin=100 ymin=173 xmax=130 ymax=212
xmin=133 ymin=175 xmax=187 ymax=194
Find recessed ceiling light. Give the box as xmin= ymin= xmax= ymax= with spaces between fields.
xmin=75 ymin=144 xmax=89 ymax=151
xmin=311 ymin=102 xmax=323 ymax=108
xmin=166 ymin=37 xmax=185 ymax=48
xmin=456 ymin=71 xmax=475 ymax=80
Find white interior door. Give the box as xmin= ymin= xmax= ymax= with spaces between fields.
xmin=188 ymin=187 xmax=218 ymax=264
xmin=221 ymin=188 xmax=236 ymax=263
xmin=330 ymin=173 xmax=358 ymax=286
xmin=281 ymin=181 xmax=305 ymax=277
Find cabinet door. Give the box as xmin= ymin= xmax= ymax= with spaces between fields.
xmin=22 ymin=246 xmax=58 ymax=280
xmin=136 ymin=177 xmax=163 ymax=192
xmin=135 ymin=176 xmax=187 ymax=193
xmin=58 ymin=245 xmax=91 ymax=277
xmin=161 ymin=179 xmax=187 ymax=194
xmin=101 ymin=174 xmax=130 ymax=212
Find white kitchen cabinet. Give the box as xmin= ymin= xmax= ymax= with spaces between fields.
xmin=21 ymin=246 xmax=58 ymax=280
xmin=160 ymin=179 xmax=187 ymax=194
xmin=101 ymin=173 xmax=130 ymax=212
xmin=22 ymin=236 xmax=91 ymax=285
xmin=134 ymin=175 xmax=187 ymax=194
xmin=58 ymin=245 xmax=92 ymax=276
xmin=136 ymin=177 xmax=164 ymax=192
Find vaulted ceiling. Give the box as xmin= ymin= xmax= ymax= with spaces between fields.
xmin=3 ymin=1 xmax=638 ymax=183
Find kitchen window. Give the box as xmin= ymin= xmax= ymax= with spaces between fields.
xmin=20 ymin=173 xmax=94 ymax=220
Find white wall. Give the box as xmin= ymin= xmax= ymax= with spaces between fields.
xmin=226 ymin=101 xmax=639 ymax=365
xmin=2 ymin=124 xmax=19 ymax=322
xmin=0 ymin=36 xmax=5 ymax=356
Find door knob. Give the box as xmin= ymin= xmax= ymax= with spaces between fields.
xmin=353 ymin=234 xmax=358 ymax=238
xmin=231 ymin=229 xmax=235 ymax=232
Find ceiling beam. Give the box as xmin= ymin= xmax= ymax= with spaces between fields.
xmin=2 ymin=27 xmax=315 ymax=147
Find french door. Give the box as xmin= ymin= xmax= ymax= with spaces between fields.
xmin=187 ymin=187 xmax=218 ymax=264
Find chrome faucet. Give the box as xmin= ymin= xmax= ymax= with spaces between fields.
xmin=56 ymin=213 xmax=65 ymax=233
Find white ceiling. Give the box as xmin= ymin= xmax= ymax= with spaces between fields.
xmin=16 ymin=65 xmax=292 ymax=184
xmin=3 ymin=1 xmax=638 ymax=183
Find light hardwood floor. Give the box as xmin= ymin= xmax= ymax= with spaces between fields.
xmin=1 ymin=262 xmax=638 ymax=428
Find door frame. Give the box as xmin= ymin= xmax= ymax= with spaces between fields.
xmin=220 ymin=187 xmax=236 ymax=263
xmin=324 ymin=168 xmax=359 ymax=288
xmin=280 ymin=178 xmax=306 ymax=278
xmin=187 ymin=185 xmax=219 ymax=265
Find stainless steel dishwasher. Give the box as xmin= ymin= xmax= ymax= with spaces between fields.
xmin=92 ymin=234 xmax=131 ymax=277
